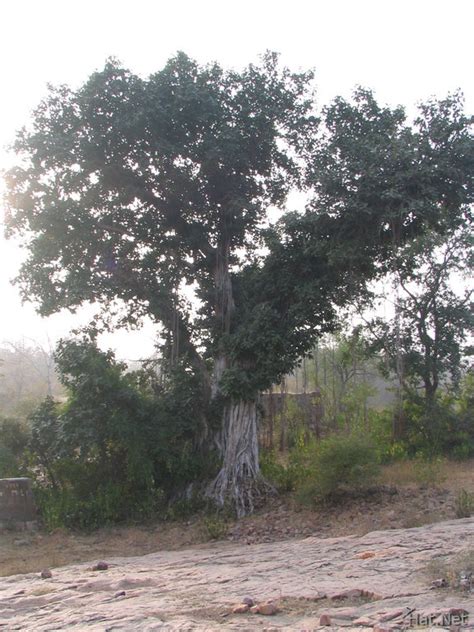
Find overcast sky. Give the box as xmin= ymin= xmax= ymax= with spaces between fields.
xmin=1 ymin=0 xmax=473 ymax=359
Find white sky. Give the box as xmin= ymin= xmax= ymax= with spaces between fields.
xmin=1 ymin=0 xmax=473 ymax=360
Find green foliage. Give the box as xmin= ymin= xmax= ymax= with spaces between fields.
xmin=4 ymin=52 xmax=315 ymax=395
xmin=6 ymin=57 xmax=472 ymax=404
xmin=309 ymin=90 xmax=474 ymax=243
xmin=35 ymin=482 xmax=165 ymax=532
xmin=402 ymin=391 xmax=474 ymax=459
xmin=29 ymin=396 xmax=61 ymax=486
xmin=364 ymin=409 xmax=400 ymax=463
xmin=0 ymin=417 xmax=30 ymax=456
xmin=203 ymin=515 xmax=228 ymax=540
xmin=0 ymin=417 xmax=30 ymax=476
xmin=25 ymin=336 xmax=215 ymax=530
xmin=0 ymin=445 xmax=18 ymax=478
xmin=259 ymin=450 xmax=299 ymax=493
xmin=151 ymin=361 xmax=219 ymax=493
xmin=368 ymin=230 xmax=472 ymax=405
xmin=412 ymin=455 xmax=447 ymax=486
xmin=455 ymin=489 xmax=474 ymax=519
xmin=163 ymin=495 xmax=206 ymax=521
xmin=295 ymin=434 xmax=380 ymax=506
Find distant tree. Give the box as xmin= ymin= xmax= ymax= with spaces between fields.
xmin=5 ymin=54 xmax=474 ymax=513
xmin=0 ymin=339 xmax=62 ymax=418
xmin=368 ymin=230 xmax=473 ymax=403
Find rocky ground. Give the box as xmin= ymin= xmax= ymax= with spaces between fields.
xmin=1 ymin=517 xmax=473 ymax=630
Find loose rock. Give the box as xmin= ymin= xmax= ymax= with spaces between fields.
xmin=242 ymin=596 xmax=254 ymax=606
xmin=319 ymin=613 xmax=332 ymax=626
xmin=430 ymin=577 xmax=448 ymax=588
xmin=40 ymin=569 xmax=52 ymax=579
xmin=252 ymin=601 xmax=279 ymax=615
xmin=91 ymin=561 xmax=109 ymax=571
xmin=330 ymin=588 xmax=363 ymax=600
xmin=231 ymin=604 xmax=250 ymax=614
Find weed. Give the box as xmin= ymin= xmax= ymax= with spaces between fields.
xmin=203 ymin=515 xmax=228 ymax=540
xmin=455 ymin=489 xmax=474 ymax=518
xmin=424 ymin=549 xmax=474 ymax=591
xmin=413 ymin=456 xmax=447 ymax=487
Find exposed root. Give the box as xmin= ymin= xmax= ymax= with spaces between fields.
xmin=206 ymin=399 xmax=275 ymax=517
xmin=206 ymin=464 xmax=275 ymax=518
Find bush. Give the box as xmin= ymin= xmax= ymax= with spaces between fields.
xmin=24 ymin=337 xmax=217 ymax=531
xmin=0 ymin=417 xmax=30 ymax=476
xmin=402 ymin=388 xmax=474 ymax=459
xmin=260 ymin=450 xmax=298 ymax=492
xmin=203 ymin=515 xmax=228 ymax=540
xmin=455 ymin=489 xmax=474 ymax=519
xmin=413 ymin=455 xmax=446 ymax=487
xmin=35 ymin=479 xmax=165 ymax=531
xmin=295 ymin=434 xmax=380 ymax=506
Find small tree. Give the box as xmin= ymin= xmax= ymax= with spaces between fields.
xmin=369 ymin=230 xmax=473 ymax=403
xmin=29 ymin=396 xmax=61 ymax=488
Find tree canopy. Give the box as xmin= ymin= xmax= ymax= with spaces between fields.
xmin=6 ymin=53 xmax=315 ymax=371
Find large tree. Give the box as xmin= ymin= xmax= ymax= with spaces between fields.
xmin=5 ymin=54 xmax=473 ymax=513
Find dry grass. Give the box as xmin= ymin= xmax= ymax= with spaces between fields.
xmin=30 ymin=586 xmax=57 ymax=596
xmin=378 ymin=458 xmax=473 ymax=490
xmin=454 ymin=489 xmax=474 ymax=518
xmin=424 ymin=548 xmax=474 ymax=592
xmin=0 ymin=522 xmax=207 ymax=578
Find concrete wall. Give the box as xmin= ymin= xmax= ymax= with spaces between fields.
xmin=0 ymin=478 xmax=37 ymax=527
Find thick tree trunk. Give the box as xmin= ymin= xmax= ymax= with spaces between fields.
xmin=206 ymin=238 xmax=272 ymax=515
xmin=207 ymin=398 xmax=270 ymax=517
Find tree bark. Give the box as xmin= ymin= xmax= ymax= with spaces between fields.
xmin=206 ymin=398 xmax=269 ymax=517
xmin=205 ymin=238 xmax=271 ymax=514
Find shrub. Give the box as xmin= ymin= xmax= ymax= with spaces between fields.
xmin=425 ymin=548 xmax=474 ymax=591
xmin=260 ymin=450 xmax=298 ymax=492
xmin=35 ymin=480 xmax=165 ymax=531
xmin=402 ymin=388 xmax=474 ymax=459
xmin=203 ymin=515 xmax=228 ymax=540
xmin=295 ymin=434 xmax=380 ymax=506
xmin=0 ymin=417 xmax=30 ymax=476
xmin=413 ymin=455 xmax=447 ymax=487
xmin=25 ymin=337 xmax=217 ymax=530
xmin=455 ymin=489 xmax=474 ymax=519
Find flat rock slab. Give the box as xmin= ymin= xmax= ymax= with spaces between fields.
xmin=0 ymin=518 xmax=473 ymax=630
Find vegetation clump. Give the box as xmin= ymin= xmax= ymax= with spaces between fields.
xmin=294 ymin=435 xmax=380 ymax=506
xmin=455 ymin=489 xmax=474 ymax=519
